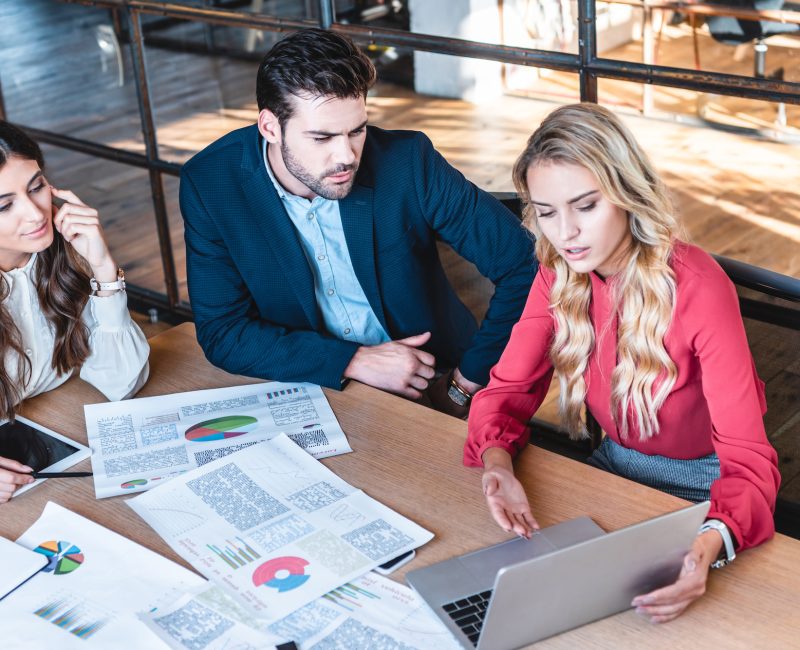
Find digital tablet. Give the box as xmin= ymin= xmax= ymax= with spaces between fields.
xmin=0 ymin=415 xmax=90 ymax=498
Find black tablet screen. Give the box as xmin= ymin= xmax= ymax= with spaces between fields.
xmin=0 ymin=420 xmax=80 ymax=471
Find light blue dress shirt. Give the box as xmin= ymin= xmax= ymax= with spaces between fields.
xmin=263 ymin=140 xmax=390 ymax=346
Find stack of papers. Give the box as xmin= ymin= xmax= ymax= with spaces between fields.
xmin=143 ymin=572 xmax=461 ymax=650
xmin=6 ymin=502 xmax=454 ymax=650
xmin=10 ymin=392 xmax=456 ymax=648
xmin=3 ymin=503 xmax=205 ymax=648
xmin=127 ymin=434 xmax=434 ymax=624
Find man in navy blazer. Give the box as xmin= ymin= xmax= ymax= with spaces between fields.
xmin=180 ymin=29 xmax=536 ymax=416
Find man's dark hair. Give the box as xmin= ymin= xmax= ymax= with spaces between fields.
xmin=256 ymin=28 xmax=376 ymax=127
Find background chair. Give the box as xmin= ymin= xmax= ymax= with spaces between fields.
xmin=698 ymin=0 xmax=800 ymax=130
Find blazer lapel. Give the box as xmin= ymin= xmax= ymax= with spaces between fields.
xmin=240 ymin=133 xmax=321 ymax=330
xmin=340 ymin=183 xmax=388 ymax=333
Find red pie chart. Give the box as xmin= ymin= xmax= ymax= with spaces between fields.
xmin=252 ymin=556 xmax=310 ymax=592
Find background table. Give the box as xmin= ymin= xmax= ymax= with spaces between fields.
xmin=3 ymin=323 xmax=798 ymax=648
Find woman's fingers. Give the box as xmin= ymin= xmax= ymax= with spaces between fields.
xmin=0 ymin=456 xmax=33 ymax=473
xmin=51 ymin=187 xmax=87 ymax=207
xmin=632 ymin=549 xmax=708 ymax=623
xmin=635 ymin=601 xmax=689 ymax=619
xmin=0 ymin=471 xmax=34 ymax=487
xmin=486 ymin=498 xmax=515 ymax=533
xmin=521 ymin=509 xmax=540 ymax=532
xmin=0 ymin=473 xmax=33 ymax=503
xmin=54 ymin=211 xmax=100 ymax=234
xmin=511 ymin=512 xmax=533 ymax=538
xmin=59 ymin=221 xmax=102 ymax=242
xmin=54 ymin=204 xmax=97 ymax=219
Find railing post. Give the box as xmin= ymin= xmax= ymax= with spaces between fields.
xmin=318 ymin=0 xmax=335 ymax=29
xmin=0 ymin=74 xmax=6 ymax=121
xmin=578 ymin=0 xmax=598 ymax=102
xmin=127 ymin=6 xmax=180 ymax=308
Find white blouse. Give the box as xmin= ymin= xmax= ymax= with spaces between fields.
xmin=2 ymin=253 xmax=150 ymax=404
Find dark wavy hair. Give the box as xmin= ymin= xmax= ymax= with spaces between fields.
xmin=0 ymin=121 xmax=91 ymax=420
xmin=256 ymin=28 xmax=376 ymax=128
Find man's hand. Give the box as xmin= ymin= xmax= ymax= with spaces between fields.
xmin=427 ymin=368 xmax=483 ymax=419
xmin=481 ymin=447 xmax=539 ymax=538
xmin=631 ymin=530 xmax=722 ymax=623
xmin=343 ymin=332 xmax=436 ymax=399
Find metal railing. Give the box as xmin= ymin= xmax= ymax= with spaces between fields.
xmin=1 ymin=0 xmax=798 ymax=318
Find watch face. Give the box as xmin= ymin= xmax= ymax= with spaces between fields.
xmin=447 ymin=384 xmax=469 ymax=406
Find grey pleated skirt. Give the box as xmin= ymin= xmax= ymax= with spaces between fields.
xmin=588 ymin=436 xmax=720 ymax=502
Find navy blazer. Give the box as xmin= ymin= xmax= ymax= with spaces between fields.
xmin=180 ymin=124 xmax=536 ymax=388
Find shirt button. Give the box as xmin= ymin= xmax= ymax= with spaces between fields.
xmin=25 ymin=349 xmax=33 ymax=356
xmin=317 ymin=254 xmax=326 ymax=261
xmin=344 ymin=328 xmax=351 ymax=335
xmin=327 ymin=289 xmax=335 ymax=296
xmin=307 ymin=212 xmax=315 ymax=220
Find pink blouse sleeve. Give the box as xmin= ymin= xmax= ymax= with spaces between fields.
xmin=464 ymin=269 xmax=556 ymax=467
xmin=677 ymin=261 xmax=780 ymax=551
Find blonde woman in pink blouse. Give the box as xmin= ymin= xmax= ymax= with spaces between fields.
xmin=465 ymin=104 xmax=779 ymax=623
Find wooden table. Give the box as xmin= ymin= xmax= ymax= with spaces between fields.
xmin=3 ymin=323 xmax=799 ymax=648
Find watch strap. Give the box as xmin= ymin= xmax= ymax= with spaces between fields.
xmin=699 ymin=519 xmax=736 ymax=568
xmin=447 ymin=372 xmax=473 ymax=407
xmin=90 ymin=268 xmax=126 ymax=294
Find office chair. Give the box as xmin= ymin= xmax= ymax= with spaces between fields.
xmin=698 ymin=0 xmax=800 ymax=131
xmin=95 ymin=24 xmax=124 ymax=88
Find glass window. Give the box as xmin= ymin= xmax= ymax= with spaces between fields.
xmin=598 ymin=80 xmax=799 ymax=278
xmin=0 ymin=1 xmax=144 ymax=153
xmin=598 ymin=2 xmax=800 ymax=82
xmin=143 ymin=36 xmax=260 ymax=163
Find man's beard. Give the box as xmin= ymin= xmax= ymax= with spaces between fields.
xmin=281 ymin=140 xmax=358 ymax=200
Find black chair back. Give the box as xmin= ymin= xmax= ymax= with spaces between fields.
xmin=705 ymin=0 xmax=800 ymax=44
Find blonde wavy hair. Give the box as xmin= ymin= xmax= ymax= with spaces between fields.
xmin=512 ymin=103 xmax=680 ymax=440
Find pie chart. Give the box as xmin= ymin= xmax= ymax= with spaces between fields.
xmin=185 ymin=415 xmax=258 ymax=442
xmin=121 ymin=479 xmax=148 ymax=489
xmin=252 ymin=556 xmax=310 ymax=592
xmin=34 ymin=540 xmax=84 ymax=575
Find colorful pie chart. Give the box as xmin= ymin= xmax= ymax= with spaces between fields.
xmin=184 ymin=415 xmax=258 ymax=442
xmin=252 ymin=556 xmax=310 ymax=593
xmin=34 ymin=540 xmax=84 ymax=575
xmin=121 ymin=479 xmax=148 ymax=489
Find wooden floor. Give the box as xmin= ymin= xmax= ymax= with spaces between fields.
xmin=2 ymin=1 xmax=799 ymax=502
xmin=1 ymin=2 xmax=798 ymax=292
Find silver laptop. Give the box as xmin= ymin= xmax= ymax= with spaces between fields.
xmin=407 ymin=501 xmax=710 ymax=650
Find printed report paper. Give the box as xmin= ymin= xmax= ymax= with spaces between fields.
xmin=84 ymin=382 xmax=351 ymax=498
xmin=142 ymin=572 xmax=460 ymax=650
xmin=2 ymin=502 xmax=205 ymax=649
xmin=128 ymin=434 xmax=433 ymax=625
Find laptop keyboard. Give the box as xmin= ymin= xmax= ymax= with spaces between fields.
xmin=442 ymin=590 xmax=493 ymax=647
